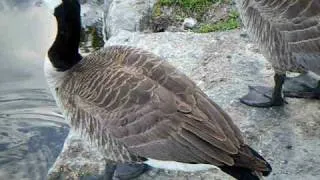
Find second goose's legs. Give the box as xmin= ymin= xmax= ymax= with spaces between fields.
xmin=240 ymin=73 xmax=286 ymax=107
xmin=101 ymin=163 xmax=149 ymax=180
xmin=283 ymin=72 xmax=320 ymax=99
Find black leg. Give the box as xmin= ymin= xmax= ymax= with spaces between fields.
xmin=271 ymin=73 xmax=285 ymax=106
xmin=283 ymin=73 xmax=320 ymax=99
xmin=77 ymin=164 xmax=116 ymax=180
xmin=79 ymin=163 xmax=149 ymax=180
xmin=240 ymin=73 xmax=286 ymax=107
xmin=104 ymin=164 xmax=117 ymax=180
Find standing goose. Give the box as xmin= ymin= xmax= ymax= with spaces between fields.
xmin=44 ymin=0 xmax=272 ymax=179
xmin=238 ymin=0 xmax=320 ymax=107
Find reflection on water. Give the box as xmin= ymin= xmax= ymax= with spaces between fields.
xmin=0 ymin=89 xmax=69 ymax=180
xmin=0 ymin=1 xmax=69 ymax=179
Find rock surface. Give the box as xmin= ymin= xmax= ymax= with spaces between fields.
xmin=80 ymin=0 xmax=104 ymax=27
xmin=47 ymin=131 xmax=106 ymax=180
xmin=49 ymin=29 xmax=320 ymax=180
xmin=103 ymin=0 xmax=157 ymax=38
xmin=48 ymin=131 xmax=234 ymax=180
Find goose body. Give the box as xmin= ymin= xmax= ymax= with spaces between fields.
xmin=238 ymin=0 xmax=320 ymax=107
xmin=44 ymin=0 xmax=272 ymax=179
xmin=239 ymin=0 xmax=320 ymax=74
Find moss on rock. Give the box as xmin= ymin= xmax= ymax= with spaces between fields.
xmin=197 ymin=10 xmax=240 ymax=33
xmin=151 ymin=0 xmax=240 ymax=33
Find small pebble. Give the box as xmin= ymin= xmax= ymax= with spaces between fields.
xmin=183 ymin=18 xmax=197 ymax=29
xmin=286 ymin=145 xmax=293 ymax=150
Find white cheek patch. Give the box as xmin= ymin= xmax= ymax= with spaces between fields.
xmin=44 ymin=55 xmax=68 ymax=89
xmin=43 ymin=0 xmax=62 ymax=14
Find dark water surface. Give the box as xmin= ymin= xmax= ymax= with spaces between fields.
xmin=0 ymin=1 xmax=69 ymax=179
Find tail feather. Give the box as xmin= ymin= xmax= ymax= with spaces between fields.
xmin=246 ymin=146 xmax=272 ymax=176
xmin=220 ymin=166 xmax=260 ymax=180
xmin=220 ymin=145 xmax=272 ymax=180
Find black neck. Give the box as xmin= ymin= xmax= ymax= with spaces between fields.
xmin=48 ymin=0 xmax=82 ymax=71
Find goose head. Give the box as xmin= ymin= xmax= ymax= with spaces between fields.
xmin=43 ymin=0 xmax=82 ymax=72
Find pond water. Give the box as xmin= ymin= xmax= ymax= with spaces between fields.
xmin=0 ymin=1 xmax=69 ymax=179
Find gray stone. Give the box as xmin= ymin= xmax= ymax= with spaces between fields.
xmin=80 ymin=0 xmax=104 ymax=27
xmin=48 ymin=131 xmax=234 ymax=180
xmin=47 ymin=131 xmax=106 ymax=180
xmin=49 ymin=29 xmax=320 ymax=180
xmin=182 ymin=17 xmax=197 ymax=29
xmin=103 ymin=0 xmax=157 ymax=38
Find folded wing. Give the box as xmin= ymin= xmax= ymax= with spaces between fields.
xmin=59 ymin=46 xmax=267 ymax=171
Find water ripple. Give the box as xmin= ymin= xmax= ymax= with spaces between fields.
xmin=0 ymin=88 xmax=69 ymax=180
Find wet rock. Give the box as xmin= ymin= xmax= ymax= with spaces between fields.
xmin=47 ymin=131 xmax=106 ymax=180
xmin=48 ymin=131 xmax=234 ymax=180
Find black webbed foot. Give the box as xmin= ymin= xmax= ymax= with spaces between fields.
xmin=240 ymin=86 xmax=286 ymax=107
xmin=112 ymin=163 xmax=150 ymax=180
xmin=240 ymin=73 xmax=286 ymax=108
xmin=283 ymin=73 xmax=320 ymax=99
xmin=88 ymin=163 xmax=148 ymax=180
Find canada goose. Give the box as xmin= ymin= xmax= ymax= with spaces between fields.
xmin=44 ymin=0 xmax=272 ymax=179
xmin=238 ymin=0 xmax=320 ymax=107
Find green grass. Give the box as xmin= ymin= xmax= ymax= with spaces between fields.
xmin=197 ymin=10 xmax=240 ymax=33
xmin=158 ymin=0 xmax=233 ymax=11
xmin=159 ymin=0 xmax=213 ymax=12
xmin=152 ymin=2 xmax=162 ymax=17
xmin=90 ymin=27 xmax=104 ymax=50
xmin=151 ymin=0 xmax=239 ymax=33
xmin=79 ymin=26 xmax=104 ymax=50
xmin=157 ymin=0 xmax=223 ymax=19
